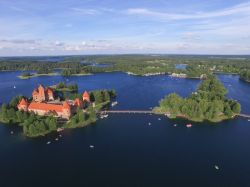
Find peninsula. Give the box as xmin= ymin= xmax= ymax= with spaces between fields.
xmin=153 ymin=75 xmax=241 ymax=122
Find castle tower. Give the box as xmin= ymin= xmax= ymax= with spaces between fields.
xmin=62 ymin=101 xmax=71 ymax=119
xmin=74 ymin=98 xmax=83 ymax=109
xmin=82 ymin=91 xmax=90 ymax=102
xmin=47 ymin=88 xmax=54 ymax=101
xmin=38 ymin=85 xmax=46 ymax=101
xmin=17 ymin=98 xmax=28 ymax=112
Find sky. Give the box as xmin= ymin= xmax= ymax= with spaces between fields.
xmin=0 ymin=0 xmax=250 ymax=56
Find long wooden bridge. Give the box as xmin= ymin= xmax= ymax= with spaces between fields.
xmin=99 ymin=110 xmax=250 ymax=119
xmin=101 ymin=110 xmax=154 ymax=114
xmin=237 ymin=113 xmax=250 ymax=118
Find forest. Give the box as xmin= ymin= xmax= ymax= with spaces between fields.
xmin=240 ymin=70 xmax=250 ymax=82
xmin=153 ymin=75 xmax=241 ymax=122
xmin=1 ymin=55 xmax=250 ymax=80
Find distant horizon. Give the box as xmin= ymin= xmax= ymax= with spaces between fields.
xmin=1 ymin=53 xmax=250 ymax=58
xmin=0 ymin=0 xmax=250 ymax=56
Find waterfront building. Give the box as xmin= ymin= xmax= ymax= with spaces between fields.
xmin=17 ymin=85 xmax=90 ymax=119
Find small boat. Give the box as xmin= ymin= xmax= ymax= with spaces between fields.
xmin=59 ymin=134 xmax=62 ymax=138
xmin=186 ymin=124 xmax=192 ymax=128
xmin=111 ymin=101 xmax=118 ymax=107
xmin=13 ymin=86 xmax=16 ymax=89
xmin=148 ymin=122 xmax=151 ymax=126
xmin=214 ymin=165 xmax=219 ymax=170
xmin=89 ymin=145 xmax=94 ymax=149
xmin=47 ymin=141 xmax=51 ymax=145
xmin=248 ymin=119 xmax=250 ymax=122
xmin=57 ymin=127 xmax=64 ymax=132
xmin=100 ymin=114 xmax=108 ymax=118
xmin=158 ymin=118 xmax=161 ymax=121
xmin=173 ymin=124 xmax=177 ymax=127
xmin=10 ymin=131 xmax=14 ymax=134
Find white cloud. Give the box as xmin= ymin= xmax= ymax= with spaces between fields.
xmin=71 ymin=8 xmax=100 ymax=15
xmin=9 ymin=6 xmax=25 ymax=12
xmin=127 ymin=2 xmax=250 ymax=20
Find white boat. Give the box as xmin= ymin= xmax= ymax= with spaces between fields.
xmin=111 ymin=101 xmax=118 ymax=107
xmin=57 ymin=127 xmax=64 ymax=132
xmin=158 ymin=118 xmax=161 ymax=121
xmin=148 ymin=122 xmax=151 ymax=126
xmin=47 ymin=141 xmax=51 ymax=145
xmin=10 ymin=131 xmax=14 ymax=134
xmin=100 ymin=114 xmax=108 ymax=118
xmin=89 ymin=145 xmax=94 ymax=149
xmin=214 ymin=165 xmax=219 ymax=170
xmin=248 ymin=119 xmax=250 ymax=122
xmin=174 ymin=124 xmax=177 ymax=127
xmin=13 ymin=86 xmax=16 ymax=89
xmin=55 ymin=138 xmax=59 ymax=141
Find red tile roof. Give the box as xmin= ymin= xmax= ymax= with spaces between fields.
xmin=83 ymin=91 xmax=89 ymax=97
xmin=74 ymin=98 xmax=82 ymax=106
xmin=47 ymin=88 xmax=53 ymax=94
xmin=18 ymin=98 xmax=28 ymax=106
xmin=32 ymin=89 xmax=39 ymax=95
xmin=82 ymin=91 xmax=90 ymax=102
xmin=28 ymin=102 xmax=63 ymax=112
xmin=63 ymin=101 xmax=71 ymax=109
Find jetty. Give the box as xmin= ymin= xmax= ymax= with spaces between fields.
xmin=236 ymin=113 xmax=250 ymax=118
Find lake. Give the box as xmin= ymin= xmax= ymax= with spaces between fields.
xmin=0 ymin=71 xmax=250 ymax=187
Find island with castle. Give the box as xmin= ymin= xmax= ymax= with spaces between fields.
xmin=0 ymin=83 xmax=116 ymax=137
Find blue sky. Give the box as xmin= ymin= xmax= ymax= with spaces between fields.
xmin=0 ymin=0 xmax=250 ymax=56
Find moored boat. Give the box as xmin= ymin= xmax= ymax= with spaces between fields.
xmin=57 ymin=127 xmax=64 ymax=132
xmin=111 ymin=101 xmax=118 ymax=107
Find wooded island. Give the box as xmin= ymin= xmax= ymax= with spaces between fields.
xmin=153 ymin=75 xmax=241 ymax=122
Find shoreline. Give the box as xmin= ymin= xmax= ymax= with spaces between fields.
xmin=14 ymin=70 xmax=244 ymax=80
xmin=18 ymin=73 xmax=59 ymax=79
xmin=17 ymin=72 xmax=92 ymax=79
xmin=153 ymin=109 xmax=237 ymax=123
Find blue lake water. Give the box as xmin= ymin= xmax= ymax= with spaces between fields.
xmin=175 ymin=64 xmax=187 ymax=70
xmin=0 ymin=71 xmax=250 ymax=187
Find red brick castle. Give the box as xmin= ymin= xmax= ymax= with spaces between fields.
xmin=17 ymin=85 xmax=90 ymax=119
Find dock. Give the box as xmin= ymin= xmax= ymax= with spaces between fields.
xmin=236 ymin=113 xmax=250 ymax=118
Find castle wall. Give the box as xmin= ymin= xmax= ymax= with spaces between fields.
xmin=28 ymin=108 xmax=71 ymax=119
